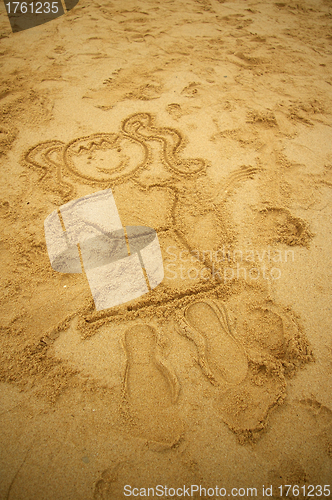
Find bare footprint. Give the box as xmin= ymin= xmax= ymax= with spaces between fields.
xmin=268 ymin=457 xmax=309 ymax=500
xmin=122 ymin=324 xmax=183 ymax=451
xmin=94 ymin=464 xmax=121 ymax=500
xmin=299 ymin=398 xmax=332 ymax=459
xmin=176 ymin=299 xmax=248 ymax=386
xmin=94 ymin=457 xmax=197 ymax=500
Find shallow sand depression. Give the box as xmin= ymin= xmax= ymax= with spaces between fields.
xmin=0 ymin=0 xmax=332 ymax=498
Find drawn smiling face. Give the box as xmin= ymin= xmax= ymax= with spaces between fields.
xmin=24 ymin=113 xmax=208 ymax=202
xmin=62 ymin=132 xmax=148 ymax=186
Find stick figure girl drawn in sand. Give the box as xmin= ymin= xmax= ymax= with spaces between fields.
xmin=24 ymin=112 xmax=260 ymax=291
xmin=24 ymin=113 xmax=312 ymax=444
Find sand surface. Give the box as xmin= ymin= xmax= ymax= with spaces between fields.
xmin=0 ymin=0 xmax=332 ymax=498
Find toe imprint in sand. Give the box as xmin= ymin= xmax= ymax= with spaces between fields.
xmin=176 ymin=300 xmax=248 ymax=386
xmin=122 ymin=324 xmax=183 ymax=451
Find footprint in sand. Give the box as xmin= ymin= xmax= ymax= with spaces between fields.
xmin=122 ymin=324 xmax=183 ymax=451
xmin=176 ymin=299 xmax=248 ymax=386
xmin=299 ymin=398 xmax=332 ymax=459
xmin=267 ymin=457 xmax=310 ymax=500
xmin=94 ymin=457 xmax=197 ymax=500
xmin=176 ymin=299 xmax=286 ymax=442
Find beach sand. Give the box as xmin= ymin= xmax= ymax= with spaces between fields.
xmin=0 ymin=0 xmax=331 ymax=498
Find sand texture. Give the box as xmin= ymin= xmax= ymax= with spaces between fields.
xmin=0 ymin=0 xmax=332 ymax=498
